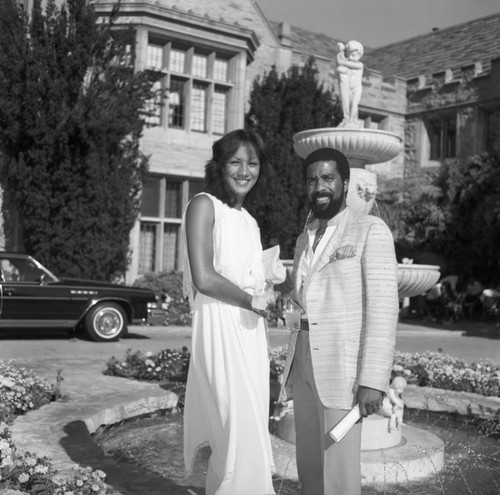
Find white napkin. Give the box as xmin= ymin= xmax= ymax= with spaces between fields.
xmin=262 ymin=245 xmax=286 ymax=284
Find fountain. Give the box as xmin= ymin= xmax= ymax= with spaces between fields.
xmin=274 ymin=39 xmax=444 ymax=484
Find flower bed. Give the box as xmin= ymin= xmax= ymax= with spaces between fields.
xmin=0 ymin=361 xmax=119 ymax=495
xmin=133 ymin=271 xmax=192 ymax=326
xmin=0 ymin=361 xmax=54 ymax=425
xmin=103 ymin=348 xmax=190 ymax=383
xmin=104 ymin=346 xmax=500 ymax=399
xmin=392 ymin=351 xmax=500 ymax=397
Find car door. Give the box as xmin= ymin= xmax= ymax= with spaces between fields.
xmin=0 ymin=257 xmax=72 ymax=326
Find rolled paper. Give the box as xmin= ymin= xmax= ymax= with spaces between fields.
xmin=329 ymin=404 xmax=361 ymax=442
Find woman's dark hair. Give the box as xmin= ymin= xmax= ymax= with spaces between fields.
xmin=205 ymin=129 xmax=271 ymax=207
xmin=302 ymin=148 xmax=350 ymax=182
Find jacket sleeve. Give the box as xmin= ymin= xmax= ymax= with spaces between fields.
xmin=358 ymin=219 xmax=399 ymax=392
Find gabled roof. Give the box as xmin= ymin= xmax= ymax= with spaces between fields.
xmin=155 ymin=0 xmax=279 ymax=45
xmin=363 ymin=13 xmax=500 ymax=80
xmin=269 ymin=21 xmax=347 ymax=60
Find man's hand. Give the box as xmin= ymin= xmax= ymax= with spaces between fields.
xmin=356 ymin=386 xmax=384 ymax=418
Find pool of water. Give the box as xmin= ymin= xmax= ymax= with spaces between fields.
xmin=94 ymin=409 xmax=500 ymax=495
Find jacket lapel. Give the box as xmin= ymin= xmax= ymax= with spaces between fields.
xmin=308 ymin=207 xmax=353 ymax=278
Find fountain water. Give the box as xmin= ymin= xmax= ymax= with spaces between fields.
xmin=274 ymin=39 xmax=444 ymax=484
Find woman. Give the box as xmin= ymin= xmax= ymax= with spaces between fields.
xmin=182 ymin=129 xmax=276 ymax=495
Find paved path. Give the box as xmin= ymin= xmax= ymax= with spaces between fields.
xmin=1 ymin=319 xmax=499 ymax=494
xmin=1 ymin=319 xmax=499 ymax=375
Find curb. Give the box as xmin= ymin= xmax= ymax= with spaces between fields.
xmin=9 ymin=379 xmax=499 ymax=488
xmin=403 ymin=384 xmax=500 ymax=418
xmin=10 ymin=376 xmax=177 ymax=476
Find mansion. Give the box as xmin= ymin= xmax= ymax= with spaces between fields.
xmin=15 ymin=0 xmax=500 ymax=282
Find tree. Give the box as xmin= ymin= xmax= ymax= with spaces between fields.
xmin=435 ymin=153 xmax=500 ymax=281
xmin=246 ymin=59 xmax=341 ymax=258
xmin=377 ymin=153 xmax=500 ymax=282
xmin=0 ymin=0 xmax=161 ymax=280
xmin=376 ymin=174 xmax=446 ymax=260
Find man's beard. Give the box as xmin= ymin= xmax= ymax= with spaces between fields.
xmin=309 ymin=191 xmax=344 ymax=219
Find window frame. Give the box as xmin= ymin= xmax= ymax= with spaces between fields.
xmin=144 ymin=38 xmax=234 ymax=135
xmin=425 ymin=113 xmax=457 ymax=161
xmin=138 ymin=175 xmax=205 ymax=274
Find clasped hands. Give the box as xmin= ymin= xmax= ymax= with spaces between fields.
xmin=251 ymin=290 xmax=278 ymax=319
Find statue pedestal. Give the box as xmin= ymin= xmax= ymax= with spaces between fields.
xmin=273 ymin=410 xmax=445 ymax=484
xmin=361 ymin=414 xmax=402 ymax=450
xmin=274 ymin=410 xmax=402 ymax=450
xmin=347 ymin=168 xmax=377 ymax=216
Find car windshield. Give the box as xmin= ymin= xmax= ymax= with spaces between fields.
xmin=0 ymin=257 xmax=57 ymax=283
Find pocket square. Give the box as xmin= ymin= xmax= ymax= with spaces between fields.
xmin=329 ymin=244 xmax=356 ymax=262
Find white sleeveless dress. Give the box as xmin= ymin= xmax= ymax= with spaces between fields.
xmin=182 ymin=193 xmax=276 ymax=495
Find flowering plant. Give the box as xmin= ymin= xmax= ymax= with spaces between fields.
xmin=104 ymin=346 xmax=500 ymax=398
xmin=391 ymin=351 xmax=500 ymax=397
xmin=269 ymin=346 xmax=287 ymax=381
xmin=133 ymin=271 xmax=191 ymax=326
xmin=0 ymin=361 xmax=54 ymax=424
xmin=104 ymin=347 xmax=190 ymax=383
xmin=0 ymin=426 xmax=118 ymax=494
xmin=0 ymin=362 xmax=120 ymax=494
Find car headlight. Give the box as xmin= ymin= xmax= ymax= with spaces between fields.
xmin=147 ymin=301 xmax=159 ymax=309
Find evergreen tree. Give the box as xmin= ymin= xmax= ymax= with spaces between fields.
xmin=436 ymin=153 xmax=500 ymax=280
xmin=0 ymin=0 xmax=161 ymax=280
xmin=376 ymin=174 xmax=446 ymax=258
xmin=246 ymin=59 xmax=341 ymax=258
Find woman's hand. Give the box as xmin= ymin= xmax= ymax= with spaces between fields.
xmin=252 ymin=307 xmax=270 ymax=319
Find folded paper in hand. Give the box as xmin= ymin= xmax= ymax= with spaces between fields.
xmin=262 ymin=245 xmax=286 ymax=284
xmin=329 ymin=404 xmax=361 ymax=442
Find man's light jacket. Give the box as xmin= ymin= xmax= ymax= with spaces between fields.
xmin=279 ymin=207 xmax=399 ymax=409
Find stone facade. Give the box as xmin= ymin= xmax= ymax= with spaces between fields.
xmin=82 ymin=4 xmax=500 ymax=280
xmin=7 ymin=1 xmax=500 ymax=282
xmin=367 ymin=14 xmax=500 ymax=177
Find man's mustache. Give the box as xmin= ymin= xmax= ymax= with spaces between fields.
xmin=312 ymin=192 xmax=333 ymax=201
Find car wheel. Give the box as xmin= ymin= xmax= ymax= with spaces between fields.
xmin=85 ymin=303 xmax=127 ymax=342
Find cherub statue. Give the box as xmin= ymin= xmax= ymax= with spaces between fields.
xmin=378 ymin=376 xmax=407 ymax=432
xmin=336 ymin=40 xmax=364 ymax=128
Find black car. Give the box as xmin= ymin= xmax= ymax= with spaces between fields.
xmin=0 ymin=252 xmax=161 ymax=342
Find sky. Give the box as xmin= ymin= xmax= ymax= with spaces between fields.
xmin=256 ymin=0 xmax=500 ymax=48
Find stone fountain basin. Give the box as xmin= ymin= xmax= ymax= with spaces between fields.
xmin=293 ymin=127 xmax=403 ymax=165
xmin=397 ymin=263 xmax=440 ymax=299
xmin=274 ymin=410 xmax=445 ymax=484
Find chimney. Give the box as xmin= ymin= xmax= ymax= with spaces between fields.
xmin=278 ymin=22 xmax=293 ymax=48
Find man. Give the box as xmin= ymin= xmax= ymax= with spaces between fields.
xmin=278 ymin=147 xmax=399 ymax=494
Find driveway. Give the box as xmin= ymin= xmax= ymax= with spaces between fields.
xmin=0 ymin=319 xmax=499 ymax=381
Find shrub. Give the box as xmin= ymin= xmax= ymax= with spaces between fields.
xmin=133 ymin=271 xmax=191 ymax=326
